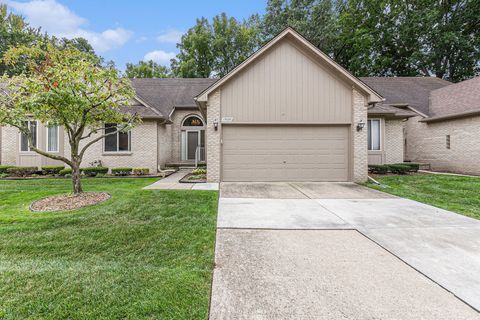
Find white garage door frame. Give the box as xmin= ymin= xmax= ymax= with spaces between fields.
xmin=220 ymin=123 xmax=352 ymax=182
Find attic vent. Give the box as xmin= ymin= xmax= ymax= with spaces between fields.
xmin=446 ymin=135 xmax=451 ymax=149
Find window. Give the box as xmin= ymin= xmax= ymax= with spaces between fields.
xmin=446 ymin=135 xmax=451 ymax=149
xmin=104 ymin=123 xmax=131 ymax=152
xmin=47 ymin=124 xmax=59 ymax=152
xmin=368 ymin=119 xmax=381 ymax=151
xmin=182 ymin=116 xmax=204 ymax=127
xmin=20 ymin=120 xmax=37 ymax=152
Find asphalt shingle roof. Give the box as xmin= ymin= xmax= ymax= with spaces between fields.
xmin=130 ymin=78 xmax=217 ymax=118
xmin=360 ymin=77 xmax=451 ymax=116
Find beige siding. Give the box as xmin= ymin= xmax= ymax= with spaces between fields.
xmin=220 ymin=39 xmax=352 ymax=124
xmin=406 ymin=115 xmax=480 ymax=175
xmin=222 ymin=125 xmax=350 ymax=182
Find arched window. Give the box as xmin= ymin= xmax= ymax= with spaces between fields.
xmin=182 ymin=116 xmax=204 ymax=127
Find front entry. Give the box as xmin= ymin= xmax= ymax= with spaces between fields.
xmin=187 ymin=131 xmax=198 ymax=160
xmin=181 ymin=115 xmax=206 ymax=161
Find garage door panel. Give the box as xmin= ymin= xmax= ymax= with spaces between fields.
xmin=222 ymin=125 xmax=350 ymax=181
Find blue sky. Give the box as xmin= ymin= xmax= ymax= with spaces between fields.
xmin=5 ymin=0 xmax=266 ymax=70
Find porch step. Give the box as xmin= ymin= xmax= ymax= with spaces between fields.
xmin=165 ymin=162 xmax=206 ymax=168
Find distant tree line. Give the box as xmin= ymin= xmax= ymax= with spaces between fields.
xmin=128 ymin=0 xmax=479 ymax=82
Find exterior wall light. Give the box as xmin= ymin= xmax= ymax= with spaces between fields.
xmin=213 ymin=119 xmax=219 ymax=131
xmin=357 ymin=120 xmax=365 ymax=132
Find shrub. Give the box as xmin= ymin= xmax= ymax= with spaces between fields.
xmin=132 ymin=168 xmax=149 ymax=176
xmin=0 ymin=165 xmax=14 ymax=174
xmin=397 ymin=162 xmax=420 ymax=172
xmin=41 ymin=166 xmax=65 ymax=175
xmin=388 ymin=164 xmax=410 ymax=175
xmin=64 ymin=173 xmax=72 ymax=178
xmin=59 ymin=168 xmax=72 ymax=176
xmin=192 ymin=168 xmax=207 ymax=175
xmin=111 ymin=167 xmax=132 ymax=176
xmin=6 ymin=166 xmax=38 ymax=177
xmin=368 ymin=165 xmax=389 ymax=174
xmin=81 ymin=167 xmax=109 ymax=177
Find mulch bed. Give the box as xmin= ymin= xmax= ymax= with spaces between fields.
xmin=30 ymin=192 xmax=111 ymax=212
xmin=179 ymin=173 xmax=207 ymax=183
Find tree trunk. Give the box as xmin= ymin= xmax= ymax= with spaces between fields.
xmin=71 ymin=161 xmax=83 ymax=195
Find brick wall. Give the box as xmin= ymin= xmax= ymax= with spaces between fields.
xmin=66 ymin=120 xmax=159 ymax=173
xmin=406 ymin=115 xmax=480 ymax=175
xmin=385 ymin=119 xmax=404 ymax=164
xmin=206 ymin=90 xmax=221 ymax=182
xmin=0 ymin=125 xmax=17 ymax=165
xmin=352 ymin=89 xmax=368 ymax=183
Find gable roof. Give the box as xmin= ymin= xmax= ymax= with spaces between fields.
xmin=131 ymin=78 xmax=217 ymax=119
xmin=423 ymin=76 xmax=480 ymax=122
xmin=196 ymin=27 xmax=383 ymax=104
xmin=360 ymin=77 xmax=451 ymax=116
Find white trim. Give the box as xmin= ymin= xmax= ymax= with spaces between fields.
xmin=367 ymin=118 xmax=382 ymax=151
xmin=19 ymin=120 xmax=38 ymax=153
xmin=46 ymin=124 xmax=60 ymax=153
xmin=196 ymin=27 xmax=384 ymax=104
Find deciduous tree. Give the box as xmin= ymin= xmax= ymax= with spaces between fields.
xmin=0 ymin=42 xmax=139 ymax=194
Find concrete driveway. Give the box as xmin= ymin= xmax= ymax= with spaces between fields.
xmin=210 ymin=182 xmax=480 ymax=319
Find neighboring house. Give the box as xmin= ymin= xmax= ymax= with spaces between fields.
xmin=1 ymin=28 xmax=478 ymax=180
xmin=405 ymin=77 xmax=480 ymax=175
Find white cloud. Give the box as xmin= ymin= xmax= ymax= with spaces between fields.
xmin=6 ymin=0 xmax=132 ymax=52
xmin=156 ymin=30 xmax=183 ymax=44
xmin=143 ymin=50 xmax=176 ymax=65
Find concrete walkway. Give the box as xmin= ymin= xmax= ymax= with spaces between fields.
xmin=211 ymin=182 xmax=480 ymax=318
xmin=143 ymin=169 xmax=219 ymax=190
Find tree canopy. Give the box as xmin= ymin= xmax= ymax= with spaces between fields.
xmin=170 ymin=14 xmax=263 ymax=78
xmin=0 ymin=42 xmax=138 ymax=194
xmin=125 ymin=60 xmax=170 ymax=78
xmin=144 ymin=0 xmax=479 ymax=82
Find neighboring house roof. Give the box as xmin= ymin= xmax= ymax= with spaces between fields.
xmin=196 ymin=27 xmax=384 ymax=104
xmin=360 ymin=77 xmax=451 ymax=116
xmin=424 ymin=77 xmax=480 ymax=122
xmin=130 ymin=78 xmax=217 ymax=119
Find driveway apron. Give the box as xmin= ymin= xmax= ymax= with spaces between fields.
xmin=210 ymin=182 xmax=480 ymax=319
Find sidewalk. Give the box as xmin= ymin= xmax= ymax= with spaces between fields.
xmin=143 ymin=169 xmax=219 ymax=190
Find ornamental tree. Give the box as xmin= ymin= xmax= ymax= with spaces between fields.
xmin=0 ymin=42 xmax=139 ymax=194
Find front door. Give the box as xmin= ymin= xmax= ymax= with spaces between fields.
xmin=187 ymin=131 xmax=199 ymax=160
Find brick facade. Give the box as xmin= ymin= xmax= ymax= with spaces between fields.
xmin=406 ymin=115 xmax=480 ymax=175
xmin=384 ymin=119 xmax=404 ymax=164
xmin=0 ymin=126 xmax=17 ymax=165
xmin=352 ymin=89 xmax=368 ymax=183
xmin=206 ymin=90 xmax=221 ymax=182
xmin=66 ymin=120 xmax=159 ymax=173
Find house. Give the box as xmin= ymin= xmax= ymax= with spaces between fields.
xmin=1 ymin=28 xmax=478 ymax=180
xmin=405 ymin=77 xmax=480 ymax=175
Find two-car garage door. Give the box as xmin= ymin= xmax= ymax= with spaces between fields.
xmin=222 ymin=125 xmax=350 ymax=181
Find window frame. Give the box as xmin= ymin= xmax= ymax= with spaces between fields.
xmin=367 ymin=118 xmax=382 ymax=151
xmin=103 ymin=123 xmax=132 ymax=153
xmin=19 ymin=120 xmax=38 ymax=153
xmin=46 ymin=123 xmax=60 ymax=153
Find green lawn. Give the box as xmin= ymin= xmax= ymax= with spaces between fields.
xmin=0 ymin=178 xmax=218 ymax=319
xmin=367 ymin=174 xmax=480 ymax=220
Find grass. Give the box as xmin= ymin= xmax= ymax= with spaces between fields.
xmin=0 ymin=178 xmax=218 ymax=319
xmin=367 ymin=174 xmax=480 ymax=220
